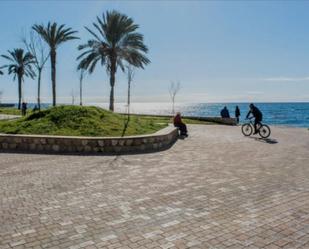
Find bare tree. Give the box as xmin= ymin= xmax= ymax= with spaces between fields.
xmin=126 ymin=65 xmax=135 ymax=120
xmin=71 ymin=89 xmax=76 ymax=105
xmin=78 ymin=68 xmax=86 ymax=106
xmin=169 ymin=81 xmax=181 ymax=115
xmin=121 ymin=65 xmax=135 ymax=137
xmin=22 ymin=31 xmax=49 ymax=110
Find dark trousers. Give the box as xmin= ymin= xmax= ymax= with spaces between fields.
xmin=175 ymin=123 xmax=187 ymax=135
xmin=254 ymin=118 xmax=262 ymax=133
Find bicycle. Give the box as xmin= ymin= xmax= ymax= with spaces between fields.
xmin=241 ymin=117 xmax=271 ymax=138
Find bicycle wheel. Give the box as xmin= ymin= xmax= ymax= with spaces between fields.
xmin=259 ymin=124 xmax=271 ymax=138
xmin=241 ymin=123 xmax=253 ymax=136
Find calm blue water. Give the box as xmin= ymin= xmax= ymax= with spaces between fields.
xmin=8 ymin=102 xmax=309 ymax=127
xmin=179 ymin=102 xmax=309 ymax=128
xmin=106 ymin=102 xmax=309 ymax=128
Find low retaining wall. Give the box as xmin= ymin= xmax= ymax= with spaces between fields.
xmin=0 ymin=126 xmax=178 ymax=154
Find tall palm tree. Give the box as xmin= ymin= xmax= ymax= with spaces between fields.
xmin=77 ymin=10 xmax=150 ymax=111
xmin=32 ymin=22 xmax=78 ymax=106
xmin=0 ymin=49 xmax=35 ymax=109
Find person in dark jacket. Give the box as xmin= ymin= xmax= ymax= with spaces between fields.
xmin=173 ymin=112 xmax=188 ymax=136
xmin=21 ymin=102 xmax=27 ymax=116
xmin=220 ymin=106 xmax=230 ymax=118
xmin=246 ymin=103 xmax=263 ymax=134
xmin=235 ymin=106 xmax=240 ymax=124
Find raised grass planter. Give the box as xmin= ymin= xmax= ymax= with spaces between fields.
xmin=0 ymin=125 xmax=178 ymax=154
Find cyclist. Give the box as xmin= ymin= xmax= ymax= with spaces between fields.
xmin=246 ymin=103 xmax=263 ymax=134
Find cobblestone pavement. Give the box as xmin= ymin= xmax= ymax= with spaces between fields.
xmin=1 ymin=125 xmax=309 ymax=249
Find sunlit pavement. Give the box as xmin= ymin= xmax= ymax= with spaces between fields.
xmin=1 ymin=125 xmax=309 ymax=249
xmin=0 ymin=114 xmax=20 ymax=120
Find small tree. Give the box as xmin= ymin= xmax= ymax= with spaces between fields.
xmin=0 ymin=72 xmax=3 ymax=103
xmin=169 ymin=81 xmax=181 ymax=115
xmin=22 ymin=31 xmax=49 ymax=110
xmin=78 ymin=68 xmax=86 ymax=106
xmin=71 ymin=89 xmax=76 ymax=105
xmin=126 ymin=65 xmax=135 ymax=120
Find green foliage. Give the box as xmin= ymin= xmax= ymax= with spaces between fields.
xmin=0 ymin=48 xmax=36 ymax=79
xmin=0 ymin=107 xmax=21 ymax=115
xmin=0 ymin=105 xmax=167 ymax=137
xmin=32 ymin=22 xmax=79 ymax=49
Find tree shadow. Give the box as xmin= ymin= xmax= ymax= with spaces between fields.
xmin=121 ymin=116 xmax=130 ymax=137
xmin=249 ymin=136 xmax=278 ymax=144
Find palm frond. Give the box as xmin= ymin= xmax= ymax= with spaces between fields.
xmin=0 ymin=48 xmax=35 ymax=81
xmin=77 ymin=10 xmax=150 ymax=77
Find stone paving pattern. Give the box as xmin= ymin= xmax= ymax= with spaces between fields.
xmin=0 ymin=114 xmax=20 ymax=121
xmin=0 ymin=125 xmax=309 ymax=249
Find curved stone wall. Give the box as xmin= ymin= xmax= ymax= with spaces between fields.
xmin=0 ymin=126 xmax=178 ymax=154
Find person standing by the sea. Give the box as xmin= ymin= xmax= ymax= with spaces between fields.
xmin=235 ymin=106 xmax=240 ymax=124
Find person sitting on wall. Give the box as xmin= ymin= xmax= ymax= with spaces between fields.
xmin=220 ymin=106 xmax=230 ymax=118
xmin=173 ymin=112 xmax=188 ymax=137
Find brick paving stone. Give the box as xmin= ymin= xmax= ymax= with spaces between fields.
xmin=0 ymin=125 xmax=309 ymax=248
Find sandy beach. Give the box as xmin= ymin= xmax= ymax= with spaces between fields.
xmin=0 ymin=125 xmax=309 ymax=248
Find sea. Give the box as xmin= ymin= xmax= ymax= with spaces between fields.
xmin=8 ymin=102 xmax=309 ymax=128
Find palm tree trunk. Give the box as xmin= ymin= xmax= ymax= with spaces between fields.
xmin=50 ymin=49 xmax=56 ymax=106
xmin=109 ymin=62 xmax=116 ymax=112
xmin=18 ymin=75 xmax=22 ymax=110
xmin=38 ymin=68 xmax=42 ymax=110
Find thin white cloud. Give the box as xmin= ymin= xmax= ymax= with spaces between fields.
xmin=263 ymin=76 xmax=309 ymax=82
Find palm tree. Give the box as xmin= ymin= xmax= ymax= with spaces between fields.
xmin=32 ymin=22 xmax=78 ymax=106
xmin=0 ymin=49 xmax=35 ymax=109
xmin=77 ymin=10 xmax=150 ymax=111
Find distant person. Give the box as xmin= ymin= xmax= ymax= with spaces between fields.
xmin=173 ymin=112 xmax=188 ymax=137
xmin=246 ymin=103 xmax=263 ymax=134
xmin=21 ymin=102 xmax=27 ymax=116
xmin=220 ymin=106 xmax=230 ymax=118
xmin=235 ymin=106 xmax=240 ymax=124
xmin=33 ymin=105 xmax=39 ymax=112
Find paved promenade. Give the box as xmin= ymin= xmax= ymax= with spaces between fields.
xmin=0 ymin=125 xmax=309 ymax=249
xmin=0 ymin=114 xmax=20 ymax=120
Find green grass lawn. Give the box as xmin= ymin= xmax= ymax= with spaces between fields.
xmin=132 ymin=114 xmax=215 ymax=125
xmin=0 ymin=107 xmax=21 ymax=115
xmin=0 ymin=105 xmax=213 ymax=137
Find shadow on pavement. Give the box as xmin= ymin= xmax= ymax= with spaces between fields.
xmin=249 ymin=136 xmax=278 ymax=144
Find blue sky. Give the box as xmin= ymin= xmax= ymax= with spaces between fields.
xmin=0 ymin=0 xmax=309 ymax=103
